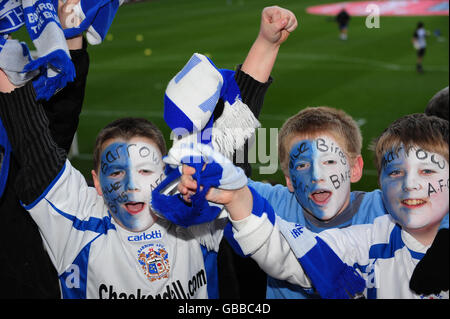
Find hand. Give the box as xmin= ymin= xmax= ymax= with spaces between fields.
xmin=0 ymin=69 xmax=18 ymax=93
xmin=259 ymin=6 xmax=298 ymax=46
xmin=178 ymin=164 xmax=253 ymax=221
xmin=241 ymin=6 xmax=297 ymax=82
xmin=58 ymin=0 xmax=83 ymax=50
xmin=178 ymin=164 xmax=238 ymax=206
xmin=58 ymin=0 xmax=81 ymax=29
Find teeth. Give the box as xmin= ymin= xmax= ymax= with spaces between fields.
xmin=402 ymin=199 xmax=426 ymax=206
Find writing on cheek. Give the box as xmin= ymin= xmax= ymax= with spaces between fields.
xmin=291 ymin=175 xmax=310 ymax=194
xmin=427 ymin=178 xmax=450 ymax=197
xmin=329 ymin=170 xmax=351 ymax=190
xmin=150 ymin=172 xmax=165 ymax=192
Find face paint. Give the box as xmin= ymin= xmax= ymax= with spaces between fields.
xmin=288 ymin=135 xmax=352 ymax=220
xmin=380 ymin=146 xmax=449 ymax=231
xmin=99 ymin=139 xmax=165 ymax=232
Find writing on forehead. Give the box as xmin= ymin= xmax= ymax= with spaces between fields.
xmin=382 ymin=147 xmax=446 ymax=170
xmin=101 ymin=143 xmax=161 ymax=174
xmin=289 ymin=138 xmax=348 ymax=168
xmin=315 ymin=138 xmax=347 ymax=165
xmin=289 ymin=141 xmax=310 ymax=168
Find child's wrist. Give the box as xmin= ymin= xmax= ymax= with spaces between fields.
xmin=66 ymin=35 xmax=83 ymax=50
xmin=255 ymin=33 xmax=282 ymax=50
xmin=225 ymin=186 xmax=253 ymax=221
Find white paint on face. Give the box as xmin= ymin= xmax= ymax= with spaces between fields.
xmin=288 ymin=135 xmax=352 ymax=220
xmin=380 ymin=146 xmax=449 ymax=231
xmin=99 ymin=138 xmax=165 ymax=232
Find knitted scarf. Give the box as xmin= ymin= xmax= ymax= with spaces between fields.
xmin=63 ymin=0 xmax=123 ymax=45
xmin=0 ymin=0 xmax=75 ymax=100
xmin=276 ymin=216 xmax=367 ymax=299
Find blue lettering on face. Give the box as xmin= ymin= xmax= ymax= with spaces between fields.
xmin=289 ymin=140 xmax=323 ymax=217
xmin=100 ymin=142 xmax=135 ymax=229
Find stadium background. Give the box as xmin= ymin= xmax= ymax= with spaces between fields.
xmin=28 ymin=0 xmax=450 ymax=191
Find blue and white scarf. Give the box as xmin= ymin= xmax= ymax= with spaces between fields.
xmin=164 ymin=53 xmax=260 ymax=161
xmin=151 ymin=53 xmax=260 ymax=227
xmin=63 ymin=0 xmax=123 ymax=45
xmin=276 ymin=216 xmax=366 ymax=299
xmin=0 ymin=0 xmax=75 ymax=100
xmin=152 ymin=142 xmax=247 ymax=228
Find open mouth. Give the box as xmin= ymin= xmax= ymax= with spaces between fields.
xmin=124 ymin=202 xmax=146 ymax=215
xmin=401 ymin=198 xmax=427 ymax=209
xmin=310 ymin=190 xmax=332 ymax=205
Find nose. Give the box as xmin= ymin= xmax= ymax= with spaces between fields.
xmin=402 ymin=172 xmax=422 ymax=192
xmin=311 ymin=162 xmax=325 ymax=184
xmin=125 ymin=170 xmax=140 ymax=192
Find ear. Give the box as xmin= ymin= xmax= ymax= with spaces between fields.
xmin=350 ymin=155 xmax=364 ymax=183
xmin=285 ymin=174 xmax=295 ymax=192
xmin=91 ymin=169 xmax=103 ymax=196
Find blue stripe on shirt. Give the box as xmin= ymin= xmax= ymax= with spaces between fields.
xmin=44 ymin=198 xmax=116 ymax=234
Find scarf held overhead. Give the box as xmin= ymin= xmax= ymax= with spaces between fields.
xmin=0 ymin=0 xmax=74 ymax=100
xmin=63 ymin=0 xmax=124 ymax=45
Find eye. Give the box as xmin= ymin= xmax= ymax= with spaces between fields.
xmin=323 ymin=160 xmax=337 ymax=165
xmin=388 ymin=169 xmax=403 ymax=177
xmin=420 ymin=169 xmax=436 ymax=176
xmin=139 ymin=169 xmax=154 ymax=176
xmin=109 ymin=170 xmax=124 ymax=178
xmin=296 ymin=162 xmax=310 ymax=170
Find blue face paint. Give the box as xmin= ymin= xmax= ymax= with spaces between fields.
xmin=99 ymin=140 xmax=164 ymax=231
xmin=288 ymin=136 xmax=352 ymax=220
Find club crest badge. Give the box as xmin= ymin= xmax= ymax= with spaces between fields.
xmin=137 ymin=243 xmax=170 ymax=282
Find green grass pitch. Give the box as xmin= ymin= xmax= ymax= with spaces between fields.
xmin=64 ymin=0 xmax=448 ymax=191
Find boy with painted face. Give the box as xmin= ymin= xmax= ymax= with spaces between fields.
xmin=242 ymin=106 xmax=385 ymax=298
xmin=0 ymin=5 xmax=298 ymax=298
xmin=91 ymin=130 xmax=166 ymax=232
xmin=178 ymin=113 xmax=449 ymax=298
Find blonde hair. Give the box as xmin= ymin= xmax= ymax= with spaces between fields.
xmin=372 ymin=113 xmax=449 ymax=175
xmin=278 ymin=106 xmax=362 ymax=175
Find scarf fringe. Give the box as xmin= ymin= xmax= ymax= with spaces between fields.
xmin=212 ymin=98 xmax=260 ymax=159
xmin=24 ymin=49 xmax=75 ymax=101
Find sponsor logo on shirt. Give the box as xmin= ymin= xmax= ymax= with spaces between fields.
xmin=127 ymin=230 xmax=162 ymax=242
xmin=98 ymin=269 xmax=207 ymax=299
xmin=137 ymin=242 xmax=170 ymax=282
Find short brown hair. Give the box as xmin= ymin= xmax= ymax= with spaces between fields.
xmin=372 ymin=113 xmax=449 ymax=175
xmin=278 ymin=106 xmax=362 ymax=175
xmin=93 ymin=117 xmax=167 ymax=172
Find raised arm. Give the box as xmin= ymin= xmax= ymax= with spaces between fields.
xmin=42 ymin=0 xmax=90 ymax=153
xmin=241 ymin=6 xmax=297 ymax=83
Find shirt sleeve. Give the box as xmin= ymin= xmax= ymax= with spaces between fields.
xmin=42 ymin=41 xmax=90 ymax=153
xmin=231 ymin=65 xmax=273 ymax=177
xmin=23 ymin=160 xmax=111 ymax=274
xmin=229 ymin=212 xmax=312 ymax=288
xmin=0 ymin=82 xmax=66 ymax=205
